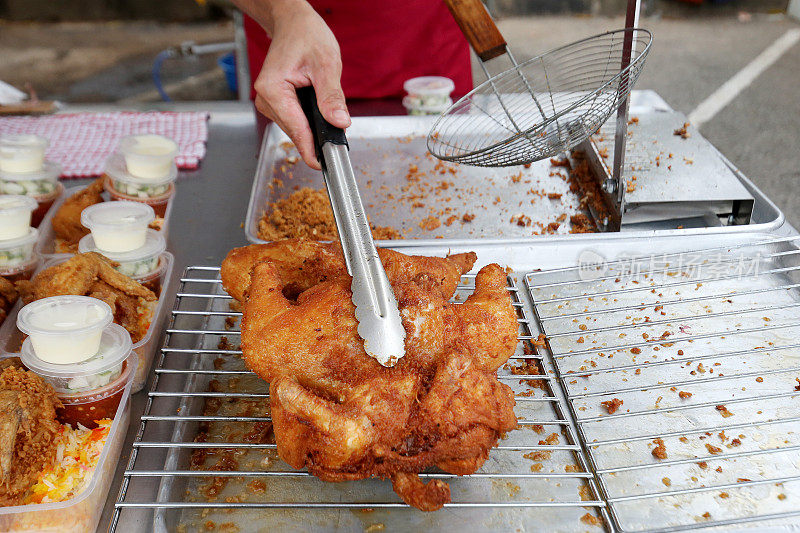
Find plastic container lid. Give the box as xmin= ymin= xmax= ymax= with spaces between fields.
xmin=0 ymin=160 xmax=62 ymax=183
xmin=0 ymin=133 xmax=48 ymax=150
xmin=20 ymin=323 xmax=132 ymax=394
xmin=0 ymin=194 xmax=38 ymax=216
xmin=78 ymin=228 xmax=166 ymax=263
xmin=403 ymin=76 xmax=455 ymax=96
xmin=105 ymin=152 xmax=178 ymax=188
xmin=0 ymin=227 xmax=38 ymax=249
xmin=17 ymin=295 xmax=113 ymax=363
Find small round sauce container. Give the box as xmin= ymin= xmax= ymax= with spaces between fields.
xmin=17 ymin=295 xmax=113 ymax=364
xmin=403 ymin=76 xmax=455 ymax=110
xmin=0 ymin=194 xmax=38 ymax=240
xmin=81 ymin=201 xmax=155 ymax=253
xmin=402 ymin=95 xmax=453 ymax=116
xmin=104 ymin=175 xmax=174 ymax=218
xmin=0 ymin=227 xmax=38 ymax=271
xmin=0 ymin=161 xmax=63 ymax=227
xmin=118 ymin=134 xmax=178 ymax=180
xmin=21 ymin=323 xmax=134 ymax=429
xmin=79 ymin=228 xmax=165 ymax=280
xmin=0 ymin=134 xmax=48 ymax=174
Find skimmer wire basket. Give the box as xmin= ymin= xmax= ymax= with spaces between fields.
xmin=427 ymin=28 xmax=653 ymax=167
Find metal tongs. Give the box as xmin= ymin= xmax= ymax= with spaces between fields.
xmin=297 ymin=86 xmax=406 ymax=367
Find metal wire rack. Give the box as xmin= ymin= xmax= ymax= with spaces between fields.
xmin=111 ymin=267 xmax=611 ymax=532
xmin=526 ymin=235 xmax=800 ymax=532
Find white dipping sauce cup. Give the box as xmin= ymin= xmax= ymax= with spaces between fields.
xmin=0 ymin=134 xmax=48 ymax=174
xmin=81 ymin=201 xmax=155 ymax=253
xmin=17 ymin=296 xmax=113 ymax=364
xmin=118 ymin=134 xmax=179 ymax=180
xmin=0 ymin=194 xmax=38 ymax=240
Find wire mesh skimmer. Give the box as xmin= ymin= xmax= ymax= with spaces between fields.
xmin=428 ymin=28 xmax=652 ymax=167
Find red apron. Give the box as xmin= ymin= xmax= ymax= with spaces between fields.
xmin=244 ymin=0 xmax=473 ymax=100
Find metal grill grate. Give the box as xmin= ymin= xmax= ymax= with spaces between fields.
xmin=112 ymin=267 xmax=610 ymax=532
xmin=526 ymin=236 xmax=800 ymax=532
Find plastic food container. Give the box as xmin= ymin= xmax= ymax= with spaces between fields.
xmin=29 ymin=183 xmax=63 ymax=228
xmin=0 ymin=255 xmax=39 ymax=283
xmin=16 ymin=296 xmax=113 ymax=364
xmin=78 ymin=228 xmax=166 ymax=279
xmin=80 ymin=201 xmax=155 ymax=253
xmin=0 ymin=134 xmax=48 ymax=174
xmin=1 ymin=253 xmax=173 ymax=393
xmin=20 ymin=322 xmax=130 ymax=394
xmin=0 ymin=228 xmax=37 ymax=270
xmin=34 ymin=185 xmax=174 ymax=259
xmin=402 ymin=95 xmax=453 ymax=115
xmin=0 ymin=195 xmax=37 ymax=240
xmin=104 ymin=174 xmax=175 ymax=218
xmin=0 ymin=352 xmax=133 ymax=533
xmin=0 ymin=160 xmax=62 ymax=228
xmin=403 ymin=76 xmax=455 ymax=109
xmin=118 ymin=134 xmax=178 ymax=179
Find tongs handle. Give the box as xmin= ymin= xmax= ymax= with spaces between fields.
xmin=442 ymin=0 xmax=507 ymax=61
xmin=297 ymin=85 xmax=348 ymax=164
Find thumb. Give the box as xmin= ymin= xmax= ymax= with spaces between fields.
xmin=312 ymin=73 xmax=350 ymax=129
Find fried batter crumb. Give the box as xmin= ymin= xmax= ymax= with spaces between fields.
xmin=601 ymin=398 xmax=623 ymax=414
xmin=651 ymin=438 xmax=667 ymax=459
xmin=580 ymin=513 xmax=601 ymax=526
xmin=257 ymin=187 xmax=399 ymax=241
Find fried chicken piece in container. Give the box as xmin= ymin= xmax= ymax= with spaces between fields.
xmin=51 ymin=177 xmax=105 ymax=252
xmin=0 ymin=364 xmax=62 ymax=506
xmin=0 ymin=277 xmax=18 ymax=325
xmin=16 ymin=252 xmax=156 ymax=343
xmin=221 ymin=240 xmax=519 ymax=511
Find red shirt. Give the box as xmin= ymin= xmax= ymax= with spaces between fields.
xmin=244 ymin=0 xmax=473 ymax=100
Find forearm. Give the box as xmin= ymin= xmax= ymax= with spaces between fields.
xmin=230 ymin=0 xmax=313 ymax=36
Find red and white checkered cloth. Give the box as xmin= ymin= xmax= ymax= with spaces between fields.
xmin=0 ymin=111 xmax=209 ymax=178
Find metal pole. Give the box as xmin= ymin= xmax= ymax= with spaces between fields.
xmin=233 ymin=10 xmax=252 ymax=102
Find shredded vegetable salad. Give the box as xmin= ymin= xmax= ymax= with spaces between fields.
xmin=23 ymin=419 xmax=111 ymax=505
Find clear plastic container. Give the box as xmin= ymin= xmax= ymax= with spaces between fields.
xmin=1 ymin=252 xmax=175 ymax=393
xmin=402 ymin=95 xmax=453 ymax=115
xmin=29 ymin=183 xmax=63 ymax=229
xmin=0 ymin=352 xmax=133 ymax=533
xmin=0 ymin=134 xmax=48 ymax=174
xmin=104 ymin=175 xmax=175 ymax=218
xmin=78 ymin=228 xmax=166 ymax=279
xmin=0 ymin=161 xmax=61 ymax=197
xmin=0 ymin=228 xmax=37 ymax=269
xmin=403 ymin=76 xmax=455 ymax=108
xmin=0 ymin=195 xmax=38 ymax=240
xmin=20 ymin=322 xmax=131 ymax=395
xmin=34 ymin=185 xmax=175 ymax=259
xmin=0 ymin=255 xmax=39 ymax=283
xmin=16 ymin=295 xmax=113 ymax=364
xmin=118 ymin=134 xmax=178 ymax=180
xmin=80 ymin=201 xmax=155 ymax=253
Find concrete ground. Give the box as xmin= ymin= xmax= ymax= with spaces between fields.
xmin=0 ymin=12 xmax=799 ymax=226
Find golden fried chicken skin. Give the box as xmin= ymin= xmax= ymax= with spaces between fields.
xmin=227 ymin=241 xmax=518 ymax=511
xmin=51 ymin=177 xmax=105 ymax=247
xmin=16 ymin=252 xmax=156 ymax=343
xmin=0 ymin=277 xmax=18 ymax=325
xmin=0 ymin=365 xmax=62 ymax=506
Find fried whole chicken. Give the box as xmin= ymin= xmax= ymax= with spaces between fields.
xmin=51 ymin=177 xmax=105 ymax=252
xmin=0 ymin=363 xmax=62 ymax=506
xmin=221 ymin=240 xmax=519 ymax=511
xmin=0 ymin=277 xmax=18 ymax=325
xmin=16 ymin=252 xmax=157 ymax=343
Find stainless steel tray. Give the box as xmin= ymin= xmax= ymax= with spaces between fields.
xmin=114 ymin=231 xmax=800 ymax=532
xmin=244 ymin=91 xmax=784 ymax=247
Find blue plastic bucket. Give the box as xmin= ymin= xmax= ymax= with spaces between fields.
xmin=218 ymin=53 xmax=238 ymax=94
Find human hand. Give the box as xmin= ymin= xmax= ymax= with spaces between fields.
xmin=253 ymin=0 xmax=350 ymax=169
